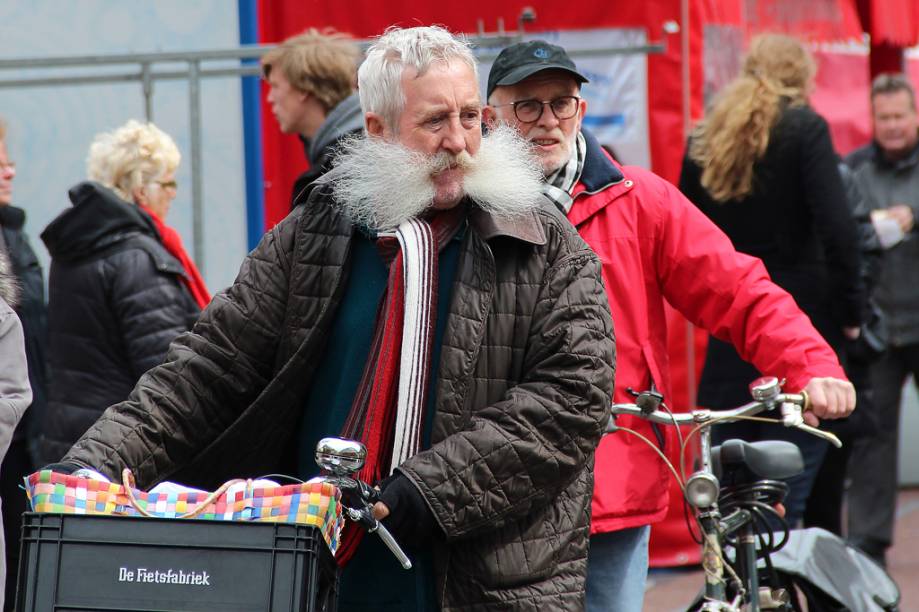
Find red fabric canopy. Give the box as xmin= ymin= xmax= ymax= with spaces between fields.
xmin=696 ymin=0 xmax=862 ymax=41
xmin=861 ymin=0 xmax=919 ymax=47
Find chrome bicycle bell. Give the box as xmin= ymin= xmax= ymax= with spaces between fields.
xmin=315 ymin=438 xmax=367 ymax=476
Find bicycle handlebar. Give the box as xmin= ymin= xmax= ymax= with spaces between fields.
xmin=326 ymin=475 xmax=413 ymax=569
xmin=607 ymin=391 xmax=842 ymax=448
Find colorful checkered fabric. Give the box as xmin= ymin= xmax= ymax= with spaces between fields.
xmin=24 ymin=470 xmax=343 ymax=554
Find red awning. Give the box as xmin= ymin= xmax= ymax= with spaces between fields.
xmin=864 ymin=0 xmax=919 ymax=47
xmin=702 ymin=0 xmax=863 ymax=42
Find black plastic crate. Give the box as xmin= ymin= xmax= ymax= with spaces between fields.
xmin=16 ymin=513 xmax=338 ymax=611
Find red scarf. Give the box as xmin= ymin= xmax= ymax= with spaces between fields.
xmin=336 ymin=206 xmax=465 ymax=567
xmin=139 ymin=204 xmax=211 ymax=309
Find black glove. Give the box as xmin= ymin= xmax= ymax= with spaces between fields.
xmin=377 ymin=471 xmax=438 ymax=549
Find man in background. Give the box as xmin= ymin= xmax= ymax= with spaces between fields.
xmin=262 ymin=29 xmax=363 ymax=207
xmin=845 ymin=72 xmax=919 ymax=567
xmin=485 ymin=41 xmax=856 ymax=611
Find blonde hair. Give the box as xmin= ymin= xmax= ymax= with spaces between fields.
xmin=86 ymin=120 xmax=180 ymax=202
xmin=688 ymin=33 xmax=815 ymax=202
xmin=261 ymin=28 xmax=359 ymax=113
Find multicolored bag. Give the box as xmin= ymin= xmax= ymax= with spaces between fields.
xmin=24 ymin=469 xmax=343 ymax=554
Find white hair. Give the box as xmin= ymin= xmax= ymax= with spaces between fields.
xmin=86 ymin=119 xmax=180 ymax=201
xmin=358 ymin=25 xmax=478 ymax=130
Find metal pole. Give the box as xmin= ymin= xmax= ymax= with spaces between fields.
xmin=0 ymin=65 xmax=262 ymax=89
xmin=0 ymin=46 xmax=276 ymax=69
xmin=141 ymin=62 xmax=153 ymax=121
xmin=681 ymin=0 xmax=697 ymax=409
xmin=188 ymin=59 xmax=204 ymax=275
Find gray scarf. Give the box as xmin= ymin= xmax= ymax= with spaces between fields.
xmin=542 ymin=131 xmax=586 ymax=214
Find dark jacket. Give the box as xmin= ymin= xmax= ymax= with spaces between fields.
xmin=63 ymin=185 xmax=615 ymax=611
xmin=36 ymin=182 xmax=199 ymax=466
xmin=839 ymin=162 xmax=886 ymax=363
xmin=681 ymin=104 xmax=864 ymax=408
xmin=839 ymin=162 xmax=883 ymax=287
xmin=845 ymin=140 xmax=919 ymax=347
xmin=291 ymin=93 xmax=363 ymax=207
xmin=0 ymin=204 xmax=46 ymax=457
xmin=832 ymin=162 xmax=885 ymax=437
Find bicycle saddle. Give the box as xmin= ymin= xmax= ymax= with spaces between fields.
xmin=712 ymin=439 xmax=804 ymax=481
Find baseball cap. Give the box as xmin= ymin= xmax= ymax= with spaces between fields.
xmin=487 ymin=40 xmax=589 ymax=99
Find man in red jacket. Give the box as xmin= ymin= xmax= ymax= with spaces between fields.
xmin=484 ymin=41 xmax=856 ymax=611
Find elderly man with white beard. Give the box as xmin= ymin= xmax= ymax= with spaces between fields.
xmin=53 ymin=26 xmax=615 ymax=612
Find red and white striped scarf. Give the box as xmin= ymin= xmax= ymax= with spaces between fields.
xmin=337 ymin=205 xmax=464 ymax=565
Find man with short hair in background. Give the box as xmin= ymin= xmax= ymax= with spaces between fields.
xmin=57 ymin=26 xmax=615 ymax=611
xmin=844 ymin=72 xmax=919 ymax=568
xmin=262 ymin=28 xmax=363 ymax=206
xmin=484 ymin=41 xmax=856 ymax=611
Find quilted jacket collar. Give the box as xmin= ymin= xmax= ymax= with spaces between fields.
xmin=468 ymin=204 xmax=546 ymax=245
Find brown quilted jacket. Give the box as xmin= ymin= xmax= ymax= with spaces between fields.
xmin=64 ymin=189 xmax=615 ymax=611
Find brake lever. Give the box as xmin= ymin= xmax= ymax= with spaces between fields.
xmin=779 ymin=401 xmax=842 ymax=448
xmin=343 ymin=505 xmax=413 ymax=569
xmin=796 ymin=423 xmax=842 ymax=448
xmin=368 ymin=518 xmax=413 ymax=569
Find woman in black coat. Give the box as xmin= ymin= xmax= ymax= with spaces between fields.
xmin=679 ymin=34 xmax=864 ymax=528
xmin=37 ymin=121 xmax=203 ymax=466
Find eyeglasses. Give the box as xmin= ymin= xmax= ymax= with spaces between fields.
xmin=492 ymin=96 xmax=581 ymax=123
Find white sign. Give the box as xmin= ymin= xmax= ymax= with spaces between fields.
xmin=117 ymin=566 xmax=211 ymax=586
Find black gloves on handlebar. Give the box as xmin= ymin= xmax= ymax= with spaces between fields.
xmin=378 ymin=471 xmax=437 ymax=549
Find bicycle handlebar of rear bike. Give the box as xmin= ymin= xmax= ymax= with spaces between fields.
xmin=606 ymin=375 xmax=841 ymax=448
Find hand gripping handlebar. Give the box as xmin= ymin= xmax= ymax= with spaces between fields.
xmin=315 ymin=438 xmax=413 ymax=569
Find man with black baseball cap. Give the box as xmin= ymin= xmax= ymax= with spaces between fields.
xmin=486 ymin=41 xmax=589 ymax=211
xmin=484 ymin=41 xmax=858 ymax=612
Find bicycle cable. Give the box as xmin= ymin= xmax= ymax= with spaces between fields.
xmin=654 ymin=400 xmax=707 ymax=546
